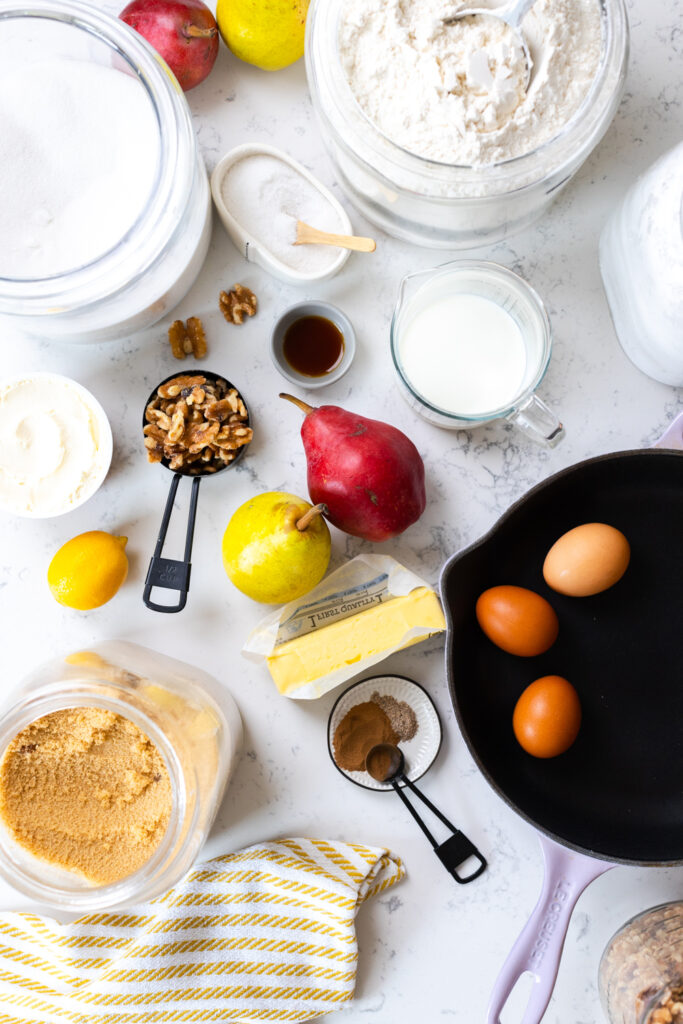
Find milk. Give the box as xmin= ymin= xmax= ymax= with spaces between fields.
xmin=398 ymin=292 xmax=527 ymax=415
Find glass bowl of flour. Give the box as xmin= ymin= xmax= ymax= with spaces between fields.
xmin=306 ymin=0 xmax=628 ymax=249
xmin=0 ymin=0 xmax=211 ymax=342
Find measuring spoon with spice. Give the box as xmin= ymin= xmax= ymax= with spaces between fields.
xmin=366 ymin=743 xmax=487 ymax=885
xmin=328 ymin=676 xmax=442 ymax=791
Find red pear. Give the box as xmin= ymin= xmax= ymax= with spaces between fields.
xmin=280 ymin=394 xmax=426 ymax=542
xmin=120 ymin=0 xmax=219 ymax=92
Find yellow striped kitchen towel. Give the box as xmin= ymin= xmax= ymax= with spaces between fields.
xmin=0 ymin=837 xmax=404 ymax=1024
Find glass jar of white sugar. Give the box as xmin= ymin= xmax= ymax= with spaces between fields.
xmin=0 ymin=0 xmax=211 ymax=343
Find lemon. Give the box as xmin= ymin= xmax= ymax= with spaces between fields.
xmin=48 ymin=531 xmax=129 ymax=610
xmin=216 ymin=0 xmax=309 ymax=71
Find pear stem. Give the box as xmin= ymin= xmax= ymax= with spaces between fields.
xmin=280 ymin=393 xmax=316 ymax=416
xmin=296 ymin=504 xmax=328 ymax=531
xmin=184 ymin=23 xmax=218 ymax=39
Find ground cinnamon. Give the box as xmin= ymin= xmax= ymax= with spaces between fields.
xmin=333 ymin=701 xmax=398 ymax=772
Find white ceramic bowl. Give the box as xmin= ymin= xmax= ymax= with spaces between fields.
xmin=0 ymin=372 xmax=113 ymax=519
xmin=210 ymin=143 xmax=352 ymax=285
xmin=327 ymin=675 xmax=442 ymax=792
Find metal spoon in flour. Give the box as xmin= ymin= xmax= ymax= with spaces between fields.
xmin=443 ymin=0 xmax=538 ymax=91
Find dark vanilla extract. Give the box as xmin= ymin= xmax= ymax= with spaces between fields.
xmin=283 ymin=315 xmax=344 ymax=377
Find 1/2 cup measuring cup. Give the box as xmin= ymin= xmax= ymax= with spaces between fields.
xmin=142 ymin=370 xmax=250 ymax=613
xmin=390 ymin=261 xmax=563 ymax=446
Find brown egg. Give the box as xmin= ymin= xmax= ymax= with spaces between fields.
xmin=543 ymin=523 xmax=630 ymax=597
xmin=476 ymin=585 xmax=559 ymax=657
xmin=513 ymin=675 xmax=582 ymax=758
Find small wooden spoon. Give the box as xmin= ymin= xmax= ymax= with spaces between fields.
xmin=294 ymin=220 xmax=376 ymax=253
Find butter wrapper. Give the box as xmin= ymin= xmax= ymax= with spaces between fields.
xmin=242 ymin=554 xmax=446 ymax=699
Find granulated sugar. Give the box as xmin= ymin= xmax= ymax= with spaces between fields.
xmin=0 ymin=59 xmax=159 ymax=279
xmin=220 ymin=154 xmax=345 ymax=274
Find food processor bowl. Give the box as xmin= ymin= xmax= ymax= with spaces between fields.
xmin=305 ymin=0 xmax=629 ymax=249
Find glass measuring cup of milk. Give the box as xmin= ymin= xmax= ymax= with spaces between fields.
xmin=391 ymin=261 xmax=563 ymax=445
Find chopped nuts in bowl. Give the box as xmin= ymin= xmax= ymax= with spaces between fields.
xmin=143 ymin=372 xmax=252 ymax=475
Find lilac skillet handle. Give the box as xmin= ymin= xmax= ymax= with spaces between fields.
xmin=486 ymin=834 xmax=612 ymax=1024
xmin=652 ymin=410 xmax=683 ymax=450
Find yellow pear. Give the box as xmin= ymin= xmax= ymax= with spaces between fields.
xmin=222 ymin=492 xmax=331 ymax=604
xmin=216 ymin=0 xmax=309 ymax=71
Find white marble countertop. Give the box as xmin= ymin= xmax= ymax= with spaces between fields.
xmin=1 ymin=0 xmax=682 ymax=1020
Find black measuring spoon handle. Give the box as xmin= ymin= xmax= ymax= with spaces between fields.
xmin=393 ymin=774 xmax=487 ymax=885
xmin=143 ymin=473 xmax=201 ymax=613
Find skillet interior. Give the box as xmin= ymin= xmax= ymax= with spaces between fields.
xmin=442 ymin=450 xmax=683 ymax=864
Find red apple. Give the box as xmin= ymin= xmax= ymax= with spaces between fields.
xmin=120 ymin=0 xmax=219 ymax=91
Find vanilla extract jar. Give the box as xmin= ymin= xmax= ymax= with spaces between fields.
xmin=0 ymin=643 xmax=241 ymax=910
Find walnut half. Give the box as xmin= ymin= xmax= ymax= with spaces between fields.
xmin=167 ymin=316 xmax=208 ymax=360
xmin=219 ymin=284 xmax=257 ymax=325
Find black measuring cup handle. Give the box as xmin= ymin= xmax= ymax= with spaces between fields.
xmin=392 ymin=773 xmax=487 ymax=884
xmin=143 ymin=473 xmax=201 ymax=613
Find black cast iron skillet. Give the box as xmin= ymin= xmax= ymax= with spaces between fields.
xmin=440 ymin=448 xmax=683 ymax=1024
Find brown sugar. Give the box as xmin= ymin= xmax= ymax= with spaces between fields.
xmin=332 ymin=701 xmax=398 ymax=773
xmin=0 ymin=707 xmax=171 ymax=885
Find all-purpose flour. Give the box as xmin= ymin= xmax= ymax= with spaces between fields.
xmin=339 ymin=0 xmax=603 ymax=166
xmin=0 ymin=60 xmax=158 ymax=279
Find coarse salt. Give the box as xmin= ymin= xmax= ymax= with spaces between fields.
xmin=219 ymin=154 xmax=346 ymax=275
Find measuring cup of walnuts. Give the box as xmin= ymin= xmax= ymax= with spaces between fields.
xmin=142 ymin=370 xmax=252 ymax=613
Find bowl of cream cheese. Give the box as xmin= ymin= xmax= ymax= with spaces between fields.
xmin=306 ymin=0 xmax=629 ymax=248
xmin=0 ymin=373 xmax=113 ymax=518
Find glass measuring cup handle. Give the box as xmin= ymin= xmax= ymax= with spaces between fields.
xmin=143 ymin=473 xmax=201 ymax=613
xmin=507 ymin=394 xmax=564 ymax=447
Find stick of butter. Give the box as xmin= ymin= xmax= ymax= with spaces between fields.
xmin=243 ymin=555 xmax=446 ymax=699
xmin=266 ymin=587 xmax=445 ymax=697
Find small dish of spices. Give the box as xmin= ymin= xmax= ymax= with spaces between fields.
xmin=327 ymin=675 xmax=441 ymax=791
xmin=271 ymin=300 xmax=356 ymax=389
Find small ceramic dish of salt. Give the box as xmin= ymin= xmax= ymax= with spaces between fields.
xmin=211 ymin=144 xmax=354 ymax=286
